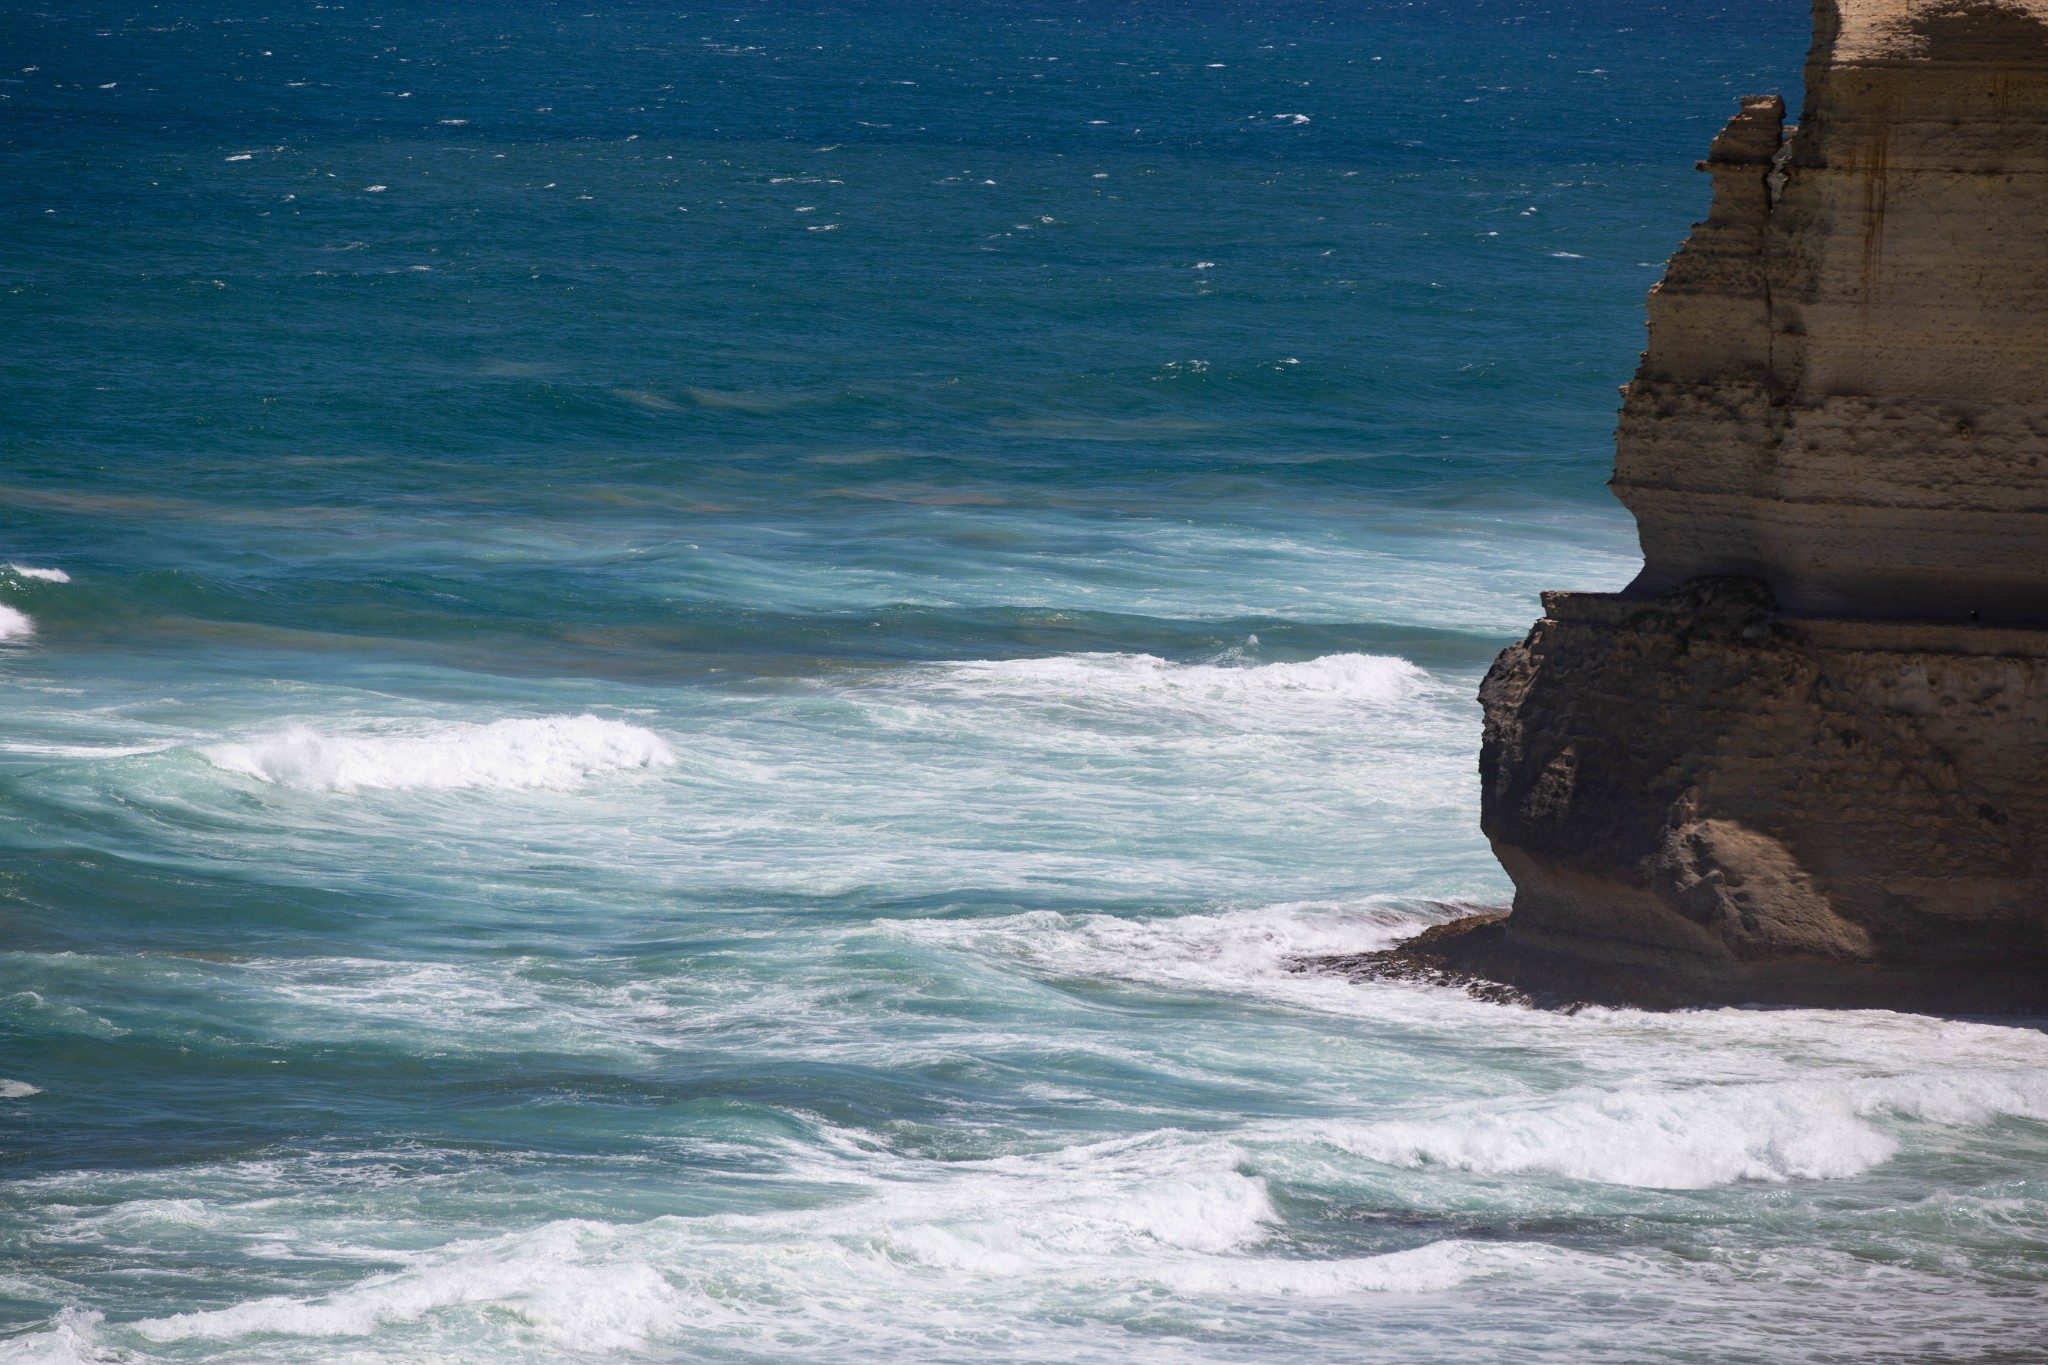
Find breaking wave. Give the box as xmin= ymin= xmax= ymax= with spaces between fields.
xmin=1299 ymin=1068 xmax=2048 ymax=1189
xmin=200 ymin=715 xmax=675 ymax=792
xmin=124 ymin=1130 xmax=1589 ymax=1356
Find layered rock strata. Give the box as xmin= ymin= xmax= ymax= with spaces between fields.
xmin=1618 ymin=0 xmax=2048 ymax=625
xmin=1407 ymin=0 xmax=2048 ymax=1010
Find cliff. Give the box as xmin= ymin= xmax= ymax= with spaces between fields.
xmin=1345 ymin=0 xmax=2048 ymax=1010
xmin=1617 ymin=0 xmax=2048 ymax=626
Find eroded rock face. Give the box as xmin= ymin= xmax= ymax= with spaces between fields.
xmin=1617 ymin=0 xmax=2048 ymax=625
xmin=1465 ymin=581 xmax=2048 ymax=1008
xmin=1453 ymin=0 xmax=2048 ymax=1009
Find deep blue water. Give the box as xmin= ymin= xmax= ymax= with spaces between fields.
xmin=4 ymin=3 xmax=2046 ymax=1362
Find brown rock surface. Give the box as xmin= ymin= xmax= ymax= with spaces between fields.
xmin=1399 ymin=0 xmax=2048 ymax=1010
xmin=1455 ymin=579 xmax=2048 ymax=1009
xmin=1617 ymin=0 xmax=2048 ymax=625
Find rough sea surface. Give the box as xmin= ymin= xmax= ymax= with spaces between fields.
xmin=4 ymin=2 xmax=2046 ymax=1361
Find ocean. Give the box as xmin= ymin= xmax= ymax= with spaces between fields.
xmin=3 ymin=1 xmax=2046 ymax=1360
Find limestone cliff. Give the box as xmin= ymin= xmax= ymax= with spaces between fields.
xmin=1613 ymin=0 xmax=2048 ymax=626
xmin=1382 ymin=0 xmax=2048 ymax=1010
xmin=1619 ymin=0 xmax=2048 ymax=626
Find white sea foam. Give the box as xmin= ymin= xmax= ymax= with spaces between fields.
xmin=5 ymin=565 xmax=68 ymax=582
xmin=0 ymin=605 xmax=34 ymax=641
xmin=903 ymin=899 xmax=2048 ymax=1076
xmin=0 ymin=740 xmax=178 ymax=758
xmin=851 ymin=1135 xmax=1285 ymax=1273
xmin=1304 ymin=1084 xmax=1895 ymax=1188
xmin=1150 ymin=1238 xmax=1583 ymax=1297
xmin=137 ymin=1219 xmax=682 ymax=1351
xmin=124 ymin=1129 xmax=1592 ymax=1357
xmin=893 ymin=902 xmax=1432 ymax=1000
xmin=1296 ymin=1067 xmax=2048 ymax=1190
xmin=3 ymin=989 xmax=128 ymax=1039
xmin=201 ymin=715 xmax=674 ymax=792
xmin=0 ymin=1309 xmax=105 ymax=1364
xmin=0 ymin=1079 xmax=40 ymax=1098
xmin=908 ymin=653 xmax=1441 ymax=730
xmin=231 ymin=956 xmax=664 ymax=1057
xmin=902 ymin=904 xmax=2048 ymax=1192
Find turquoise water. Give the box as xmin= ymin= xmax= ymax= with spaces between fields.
xmin=4 ymin=2 xmax=2047 ymax=1360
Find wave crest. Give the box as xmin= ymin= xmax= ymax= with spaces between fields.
xmin=201 ymin=715 xmax=674 ymax=793
xmin=1302 ymin=1068 xmax=2048 ymax=1189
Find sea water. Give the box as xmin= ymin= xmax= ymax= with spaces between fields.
xmin=3 ymin=2 xmax=2045 ymax=1361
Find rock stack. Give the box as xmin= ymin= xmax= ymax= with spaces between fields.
xmin=1433 ymin=0 xmax=2048 ymax=1009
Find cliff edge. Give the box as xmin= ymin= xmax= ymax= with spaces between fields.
xmin=1370 ymin=0 xmax=2048 ymax=1010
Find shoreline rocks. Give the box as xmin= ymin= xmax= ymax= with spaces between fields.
xmin=1456 ymin=579 xmax=2048 ymax=1011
